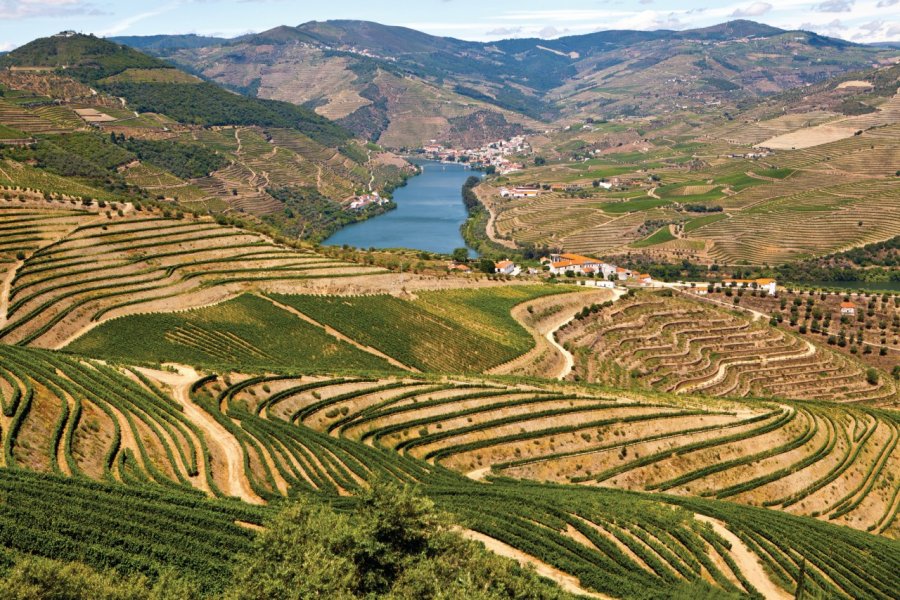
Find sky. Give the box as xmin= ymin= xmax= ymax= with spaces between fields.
xmin=0 ymin=0 xmax=898 ymax=52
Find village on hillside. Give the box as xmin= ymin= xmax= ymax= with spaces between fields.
xmin=421 ymin=135 xmax=531 ymax=175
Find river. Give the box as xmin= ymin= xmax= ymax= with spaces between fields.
xmin=324 ymin=160 xmax=480 ymax=255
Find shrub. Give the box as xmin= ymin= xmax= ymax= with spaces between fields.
xmin=866 ymin=368 xmax=879 ymax=385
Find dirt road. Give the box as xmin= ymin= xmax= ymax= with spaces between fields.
xmin=137 ymin=365 xmax=265 ymax=505
xmin=460 ymin=529 xmax=610 ymax=599
xmin=550 ymin=287 xmax=628 ymax=380
xmin=694 ymin=515 xmax=791 ymax=600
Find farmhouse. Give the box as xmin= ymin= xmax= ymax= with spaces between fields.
xmin=499 ymin=186 xmax=541 ymax=199
xmin=548 ymin=253 xmax=608 ymax=275
xmin=616 ymin=267 xmax=633 ymax=281
xmin=840 ymin=301 xmax=857 ymax=316
xmin=722 ymin=278 xmax=778 ymax=296
xmin=494 ymin=260 xmax=520 ymax=276
xmin=448 ymin=263 xmax=472 ymax=274
xmin=637 ymin=273 xmax=654 ymax=285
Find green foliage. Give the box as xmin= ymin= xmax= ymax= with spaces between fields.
xmin=0 ymin=556 xmax=200 ymax=600
xmin=0 ymin=468 xmax=263 ymax=594
xmin=227 ymin=482 xmax=574 ymax=600
xmin=2 ymin=133 xmax=134 ymax=179
xmin=99 ymin=82 xmax=350 ymax=147
xmin=0 ymin=480 xmax=575 ymax=600
xmin=264 ymin=186 xmax=394 ymax=243
xmin=117 ymin=137 xmax=227 ymax=179
xmin=0 ymin=124 xmax=27 ymax=140
xmin=701 ymin=77 xmax=740 ymax=91
xmin=66 ymin=294 xmax=396 ymax=373
xmin=599 ymin=197 xmax=671 ymax=214
xmin=632 ymin=226 xmax=675 ymax=248
xmin=0 ymin=34 xmax=165 ymax=80
xmin=268 ymin=286 xmax=566 ymax=372
xmin=450 ymin=247 xmax=469 ymax=262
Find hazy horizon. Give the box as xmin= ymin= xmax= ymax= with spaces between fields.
xmin=0 ymin=0 xmax=897 ymax=52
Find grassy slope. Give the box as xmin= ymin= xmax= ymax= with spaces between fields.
xmin=268 ymin=285 xmax=568 ymax=372
xmin=65 ymin=293 xmax=395 ymax=373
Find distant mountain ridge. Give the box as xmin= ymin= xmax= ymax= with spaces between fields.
xmin=107 ymin=20 xmax=899 ymax=147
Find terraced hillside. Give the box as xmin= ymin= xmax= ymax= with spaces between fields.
xmin=483 ymin=70 xmax=900 ymax=265
xmin=66 ymin=285 xmax=590 ymax=375
xmin=0 ymin=202 xmax=392 ymax=348
xmin=0 ymin=34 xmax=412 ymax=241
xmin=2 ymin=345 xmax=897 ymax=598
xmin=230 ymin=373 xmax=897 ymax=536
xmin=557 ymin=292 xmax=896 ymax=405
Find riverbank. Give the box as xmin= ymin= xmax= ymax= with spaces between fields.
xmin=324 ymin=160 xmax=478 ymax=255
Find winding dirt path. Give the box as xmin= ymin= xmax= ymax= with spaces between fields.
xmin=258 ymin=294 xmax=419 ymax=372
xmin=489 ymin=289 xmax=624 ymax=380
xmin=476 ymin=187 xmax=518 ymax=250
xmin=694 ymin=515 xmax=791 ymax=600
xmin=460 ymin=529 xmax=611 ymax=599
xmin=137 ymin=365 xmax=265 ymax=505
xmin=551 ymin=287 xmax=628 ymax=380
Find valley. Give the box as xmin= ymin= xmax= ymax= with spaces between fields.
xmin=0 ymin=15 xmax=897 ymax=600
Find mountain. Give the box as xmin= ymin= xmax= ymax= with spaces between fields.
xmin=0 ymin=33 xmax=411 ymax=238
xmin=126 ymin=20 xmax=897 ymax=147
xmin=109 ymin=33 xmax=228 ymax=52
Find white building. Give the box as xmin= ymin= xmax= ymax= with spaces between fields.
xmin=495 ymin=260 xmax=520 ymax=276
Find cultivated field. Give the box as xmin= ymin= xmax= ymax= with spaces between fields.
xmin=557 ymin=292 xmax=897 ymax=405
xmin=0 ymin=202 xmax=393 ymax=348
xmin=488 ymin=110 xmax=900 ymax=265
xmin=2 ymin=345 xmax=897 ymax=598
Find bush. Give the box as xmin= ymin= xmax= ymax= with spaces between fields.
xmin=227 ymin=482 xmax=574 ymax=600
xmin=866 ymin=368 xmax=879 ymax=385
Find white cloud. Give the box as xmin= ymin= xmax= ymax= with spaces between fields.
xmin=538 ymin=25 xmax=570 ymax=38
xmin=816 ymin=0 xmax=855 ymax=12
xmin=731 ymin=2 xmax=773 ymax=17
xmin=98 ymin=4 xmax=192 ymax=36
xmin=876 ymin=0 xmax=898 ymax=6
xmin=485 ymin=26 xmax=523 ymax=37
xmin=0 ymin=0 xmax=103 ymax=19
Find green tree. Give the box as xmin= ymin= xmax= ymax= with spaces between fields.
xmin=866 ymin=368 xmax=879 ymax=385
xmin=227 ymin=483 xmax=575 ymax=600
xmin=0 ymin=556 xmax=199 ymax=600
xmin=451 ymin=248 xmax=469 ymax=263
xmin=478 ymin=258 xmax=496 ymax=274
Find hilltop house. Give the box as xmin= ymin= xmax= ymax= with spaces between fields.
xmin=840 ymin=302 xmax=857 ymax=316
xmin=448 ymin=263 xmax=472 ymax=274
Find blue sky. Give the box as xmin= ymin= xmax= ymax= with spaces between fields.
xmin=0 ymin=0 xmax=897 ymax=51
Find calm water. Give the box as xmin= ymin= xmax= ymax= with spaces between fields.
xmin=324 ymin=160 xmax=479 ymax=255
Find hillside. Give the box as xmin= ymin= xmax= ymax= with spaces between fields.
xmin=473 ymin=57 xmax=900 ymax=265
xmin=130 ymin=20 xmax=897 ymax=147
xmin=0 ymin=33 xmax=413 ymax=239
xmin=0 ymin=20 xmax=899 ymax=600
xmin=0 ymin=194 xmax=897 ymax=597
